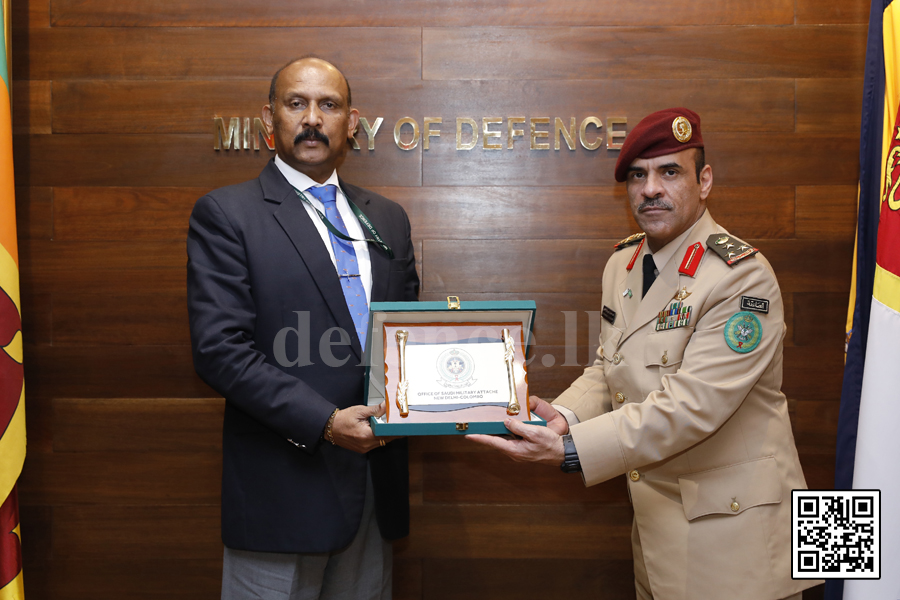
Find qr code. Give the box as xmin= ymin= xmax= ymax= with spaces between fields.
xmin=792 ymin=490 xmax=880 ymax=579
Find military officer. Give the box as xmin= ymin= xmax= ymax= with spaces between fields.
xmin=470 ymin=108 xmax=820 ymax=600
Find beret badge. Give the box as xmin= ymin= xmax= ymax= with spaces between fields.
xmin=672 ymin=116 xmax=692 ymax=143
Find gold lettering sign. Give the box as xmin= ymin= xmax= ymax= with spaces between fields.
xmin=393 ymin=117 xmax=419 ymax=151
xmin=482 ymin=117 xmax=502 ymax=150
xmin=359 ymin=117 xmax=383 ymax=151
xmin=213 ymin=115 xmax=627 ymax=153
xmin=456 ymin=117 xmax=478 ymax=150
xmin=606 ymin=117 xmax=627 ymax=150
xmin=507 ymin=117 xmax=526 ymax=150
xmin=529 ymin=117 xmax=550 ymax=151
xmin=214 ymin=117 xmax=274 ymax=151
xmin=423 ymin=117 xmax=442 ymax=150
xmin=579 ymin=117 xmax=603 ymax=151
xmin=555 ymin=117 xmax=576 ymax=151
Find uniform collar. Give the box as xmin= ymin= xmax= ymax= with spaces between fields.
xmin=644 ymin=211 xmax=705 ymax=273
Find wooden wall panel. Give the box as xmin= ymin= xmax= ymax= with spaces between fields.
xmin=419 ymin=132 xmax=859 ymax=187
xmin=50 ymin=0 xmax=794 ymax=27
xmin=53 ymin=187 xmax=201 ymax=240
xmin=792 ymin=292 xmax=848 ymax=347
xmin=13 ymin=186 xmax=52 ymax=239
xmin=10 ymin=0 xmax=866 ymax=598
xmin=402 ymin=504 xmax=633 ymax=559
xmin=52 ymin=398 xmax=223 ymax=452
xmin=422 ymin=27 xmax=866 ymax=80
xmin=392 ymin=185 xmax=795 ymax=241
xmin=423 ymin=239 xmax=852 ymax=295
xmin=14 ymin=134 xmax=421 ymax=188
xmin=758 ymin=239 xmax=853 ymax=293
xmin=16 ymin=27 xmax=422 ymax=80
xmin=796 ymin=185 xmax=858 ymax=239
xmin=422 ymin=559 xmax=636 ymax=600
xmin=791 ymin=399 xmax=842 ymax=454
xmin=10 ymin=0 xmax=49 ymax=29
xmin=21 ymin=239 xmax=186 ymax=271
xmin=52 ymin=290 xmax=190 ymax=345
xmin=18 ymin=451 xmax=221 ymax=505
xmin=23 ymin=344 xmax=214 ymax=398
xmin=52 ymin=78 xmax=797 ymax=134
xmin=783 ymin=346 xmax=846 ymax=402
xmin=22 ymin=266 xmax=184 ymax=295
xmin=796 ymin=0 xmax=869 ymax=25
xmin=423 ymin=240 xmax=611 ymax=294
xmin=796 ymin=78 xmax=864 ymax=133
xmin=53 ymin=505 xmax=221 ymax=559
xmin=35 ymin=558 xmax=222 ymax=600
xmin=22 ymin=395 xmax=53 ymax=453
xmin=46 ymin=184 xmax=795 ymax=246
xmin=11 ymin=80 xmax=51 ymax=134
xmin=422 ymin=451 xmax=628 ymax=504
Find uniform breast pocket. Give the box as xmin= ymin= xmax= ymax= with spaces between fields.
xmin=678 ymin=456 xmax=782 ymax=520
xmin=643 ymin=326 xmax=693 ymax=372
xmin=599 ymin=327 xmax=623 ymax=363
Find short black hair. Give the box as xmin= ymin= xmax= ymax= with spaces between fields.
xmin=694 ymin=148 xmax=706 ymax=183
xmin=268 ymin=56 xmax=352 ymax=108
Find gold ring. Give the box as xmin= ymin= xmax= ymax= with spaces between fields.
xmin=379 ymin=439 xmax=385 ymax=447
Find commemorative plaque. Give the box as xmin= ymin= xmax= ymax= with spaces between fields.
xmin=366 ymin=299 xmax=544 ymax=435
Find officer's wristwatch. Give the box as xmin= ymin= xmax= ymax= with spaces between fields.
xmin=560 ymin=434 xmax=582 ymax=473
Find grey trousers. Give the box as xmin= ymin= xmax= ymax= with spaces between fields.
xmin=221 ymin=471 xmax=391 ymax=600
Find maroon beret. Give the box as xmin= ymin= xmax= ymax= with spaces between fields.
xmin=614 ymin=108 xmax=704 ymax=182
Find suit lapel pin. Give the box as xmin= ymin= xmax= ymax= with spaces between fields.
xmin=623 ymin=288 xmax=633 ymax=298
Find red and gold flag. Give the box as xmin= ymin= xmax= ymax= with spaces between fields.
xmin=0 ymin=0 xmax=25 ymax=598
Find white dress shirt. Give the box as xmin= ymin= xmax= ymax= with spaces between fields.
xmin=274 ymin=155 xmax=373 ymax=304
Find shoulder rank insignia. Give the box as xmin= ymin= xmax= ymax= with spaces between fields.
xmin=706 ymin=234 xmax=758 ymax=266
xmin=614 ymin=232 xmax=646 ymax=250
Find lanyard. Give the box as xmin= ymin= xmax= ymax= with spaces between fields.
xmin=292 ymin=187 xmax=394 ymax=259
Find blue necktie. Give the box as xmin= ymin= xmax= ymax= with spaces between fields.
xmin=306 ymin=185 xmax=369 ymax=348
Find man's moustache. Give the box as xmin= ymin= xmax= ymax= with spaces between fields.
xmin=294 ymin=129 xmax=330 ymax=146
xmin=638 ymin=199 xmax=672 ymax=212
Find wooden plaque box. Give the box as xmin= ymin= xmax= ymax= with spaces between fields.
xmin=365 ymin=299 xmax=544 ymax=435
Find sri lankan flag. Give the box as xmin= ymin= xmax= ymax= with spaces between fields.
xmin=0 ymin=1 xmax=25 ymax=598
xmin=831 ymin=1 xmax=900 ymax=598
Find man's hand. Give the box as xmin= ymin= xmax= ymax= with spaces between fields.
xmin=331 ymin=402 xmax=391 ymax=453
xmin=467 ymin=397 xmax=568 ymax=466
xmin=530 ymin=396 xmax=570 ymax=436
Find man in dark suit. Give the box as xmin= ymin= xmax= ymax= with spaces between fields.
xmin=187 ymin=57 xmax=419 ymax=600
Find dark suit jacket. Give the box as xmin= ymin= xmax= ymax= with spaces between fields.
xmin=187 ymin=160 xmax=419 ymax=553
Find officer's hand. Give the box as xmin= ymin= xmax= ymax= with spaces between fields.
xmin=530 ymin=396 xmax=570 ymax=436
xmin=331 ymin=402 xmax=393 ymax=454
xmin=467 ymin=416 xmax=565 ymax=466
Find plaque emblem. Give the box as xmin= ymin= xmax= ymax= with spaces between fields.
xmin=672 ymin=116 xmax=692 ymax=143
xmin=437 ymin=347 xmax=477 ymax=388
xmin=724 ymin=311 xmax=762 ymax=353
